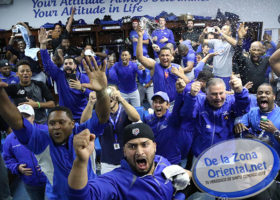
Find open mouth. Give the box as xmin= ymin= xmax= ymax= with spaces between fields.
xmin=136 ymin=158 xmax=147 ymax=170
xmin=252 ymin=55 xmax=260 ymax=61
xmin=259 ymin=100 xmax=268 ymax=108
xmin=53 ymin=132 xmax=62 ymax=138
xmin=155 ymin=108 xmax=162 ymax=115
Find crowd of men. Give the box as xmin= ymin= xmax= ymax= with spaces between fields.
xmin=1 ymin=12 xmax=280 ymax=200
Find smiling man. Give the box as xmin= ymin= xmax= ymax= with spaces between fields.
xmin=143 ymin=91 xmax=182 ymax=164
xmin=180 ymin=76 xmax=250 ymax=157
xmin=68 ymin=123 xmax=191 ymax=200
xmin=5 ymin=60 xmax=55 ymax=124
xmin=137 ymin=27 xmax=189 ymax=104
xmin=234 ymin=25 xmax=280 ymax=94
xmin=38 ymin=28 xmax=91 ymax=122
xmin=107 ymin=49 xmax=144 ymax=107
xmin=235 ymin=83 xmax=280 ymax=156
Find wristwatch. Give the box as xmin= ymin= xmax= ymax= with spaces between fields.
xmin=273 ymin=129 xmax=280 ymax=138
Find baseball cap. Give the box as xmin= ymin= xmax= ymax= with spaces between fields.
xmin=152 ymin=91 xmax=169 ymax=102
xmin=123 ymin=123 xmax=154 ymax=145
xmin=17 ymin=104 xmax=35 ymax=116
xmin=0 ymin=59 xmax=10 ymax=68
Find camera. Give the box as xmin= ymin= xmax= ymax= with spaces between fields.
xmin=84 ymin=49 xmax=96 ymax=57
xmin=207 ymin=27 xmax=215 ymax=33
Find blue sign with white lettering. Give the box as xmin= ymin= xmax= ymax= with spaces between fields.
xmin=192 ymin=138 xmax=279 ymax=199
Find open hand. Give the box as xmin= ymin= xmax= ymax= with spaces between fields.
xmin=81 ymin=56 xmax=107 ymax=92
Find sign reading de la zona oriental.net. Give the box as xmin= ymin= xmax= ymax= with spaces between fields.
xmin=192 ymin=138 xmax=280 ymax=199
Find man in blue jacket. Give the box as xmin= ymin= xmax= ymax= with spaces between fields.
xmin=235 ymin=83 xmax=280 ymax=156
xmin=143 ymin=91 xmax=182 ymax=164
xmin=0 ymin=31 xmax=110 ymax=199
xmin=68 ymin=123 xmax=191 ymax=200
xmin=38 ymin=28 xmax=92 ymax=122
xmin=3 ymin=104 xmax=47 ymax=200
xmin=180 ymin=75 xmax=250 ymax=157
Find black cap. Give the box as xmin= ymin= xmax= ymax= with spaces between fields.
xmin=123 ymin=123 xmax=154 ymax=145
xmin=0 ymin=60 xmax=9 ymax=68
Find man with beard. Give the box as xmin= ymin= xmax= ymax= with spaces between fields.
xmin=38 ymin=28 xmax=91 ymax=122
xmin=235 ymin=83 xmax=280 ymax=156
xmin=68 ymin=123 xmax=191 ymax=200
xmin=234 ymin=25 xmax=280 ymax=94
xmin=181 ymin=19 xmax=201 ymax=51
xmin=54 ymin=36 xmax=83 ymax=66
xmin=107 ymin=49 xmax=144 ymax=107
xmin=80 ymin=85 xmax=140 ymax=174
xmin=0 ymin=59 xmax=19 ymax=84
xmin=0 ymin=46 xmax=110 ymax=199
xmin=137 ymin=27 xmax=189 ymax=105
xmin=5 ymin=60 xmax=55 ymax=124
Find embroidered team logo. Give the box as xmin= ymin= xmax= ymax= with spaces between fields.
xmin=164 ymin=71 xmax=169 ymax=78
xmin=132 ymin=128 xmax=140 ymax=136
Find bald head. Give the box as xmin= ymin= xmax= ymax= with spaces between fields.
xmin=250 ymin=41 xmax=265 ymax=62
xmin=251 ymin=41 xmax=263 ymax=49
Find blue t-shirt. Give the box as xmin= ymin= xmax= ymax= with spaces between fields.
xmin=108 ymin=61 xmax=143 ymax=94
xmin=129 ymin=30 xmax=149 ymax=58
xmin=152 ymin=62 xmax=180 ymax=102
xmin=151 ymin=28 xmax=175 ymax=49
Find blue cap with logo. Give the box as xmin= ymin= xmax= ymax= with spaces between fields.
xmin=152 ymin=91 xmax=169 ymax=102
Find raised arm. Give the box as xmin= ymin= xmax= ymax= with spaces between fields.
xmin=112 ymin=89 xmax=140 ymax=122
xmin=269 ymin=48 xmax=280 ymax=76
xmin=136 ymin=26 xmax=156 ymax=71
xmin=214 ymin=26 xmax=237 ymax=46
xmin=82 ymin=57 xmax=110 ymax=124
xmin=0 ymin=82 xmax=23 ymax=130
xmin=236 ymin=23 xmax=248 ymax=46
xmin=66 ymin=7 xmax=75 ymax=33
xmin=69 ymin=129 xmax=95 ymax=189
xmin=80 ymin=92 xmax=96 ymax=124
xmin=198 ymin=28 xmax=209 ymax=44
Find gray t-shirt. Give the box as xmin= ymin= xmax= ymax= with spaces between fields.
xmin=208 ymin=39 xmax=234 ymax=77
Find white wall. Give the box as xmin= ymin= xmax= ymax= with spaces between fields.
xmin=0 ymin=0 xmax=279 ymax=37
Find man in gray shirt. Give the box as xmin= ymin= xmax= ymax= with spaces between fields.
xmin=199 ymin=25 xmax=239 ymax=90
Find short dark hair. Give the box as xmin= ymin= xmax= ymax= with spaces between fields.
xmin=159 ymin=47 xmax=172 ymax=54
xmin=202 ymin=43 xmax=209 ymax=48
xmin=197 ymin=70 xmax=214 ymax=82
xmin=61 ymin=35 xmax=70 ymax=40
xmin=47 ymin=106 xmax=73 ymax=121
xmin=257 ymin=83 xmax=274 ymax=95
xmin=121 ymin=48 xmax=132 ymax=55
xmin=16 ymin=60 xmax=31 ymax=71
xmin=64 ymin=56 xmax=77 ymax=65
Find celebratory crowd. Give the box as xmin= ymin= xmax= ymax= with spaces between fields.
xmin=1 ymin=9 xmax=280 ymax=200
